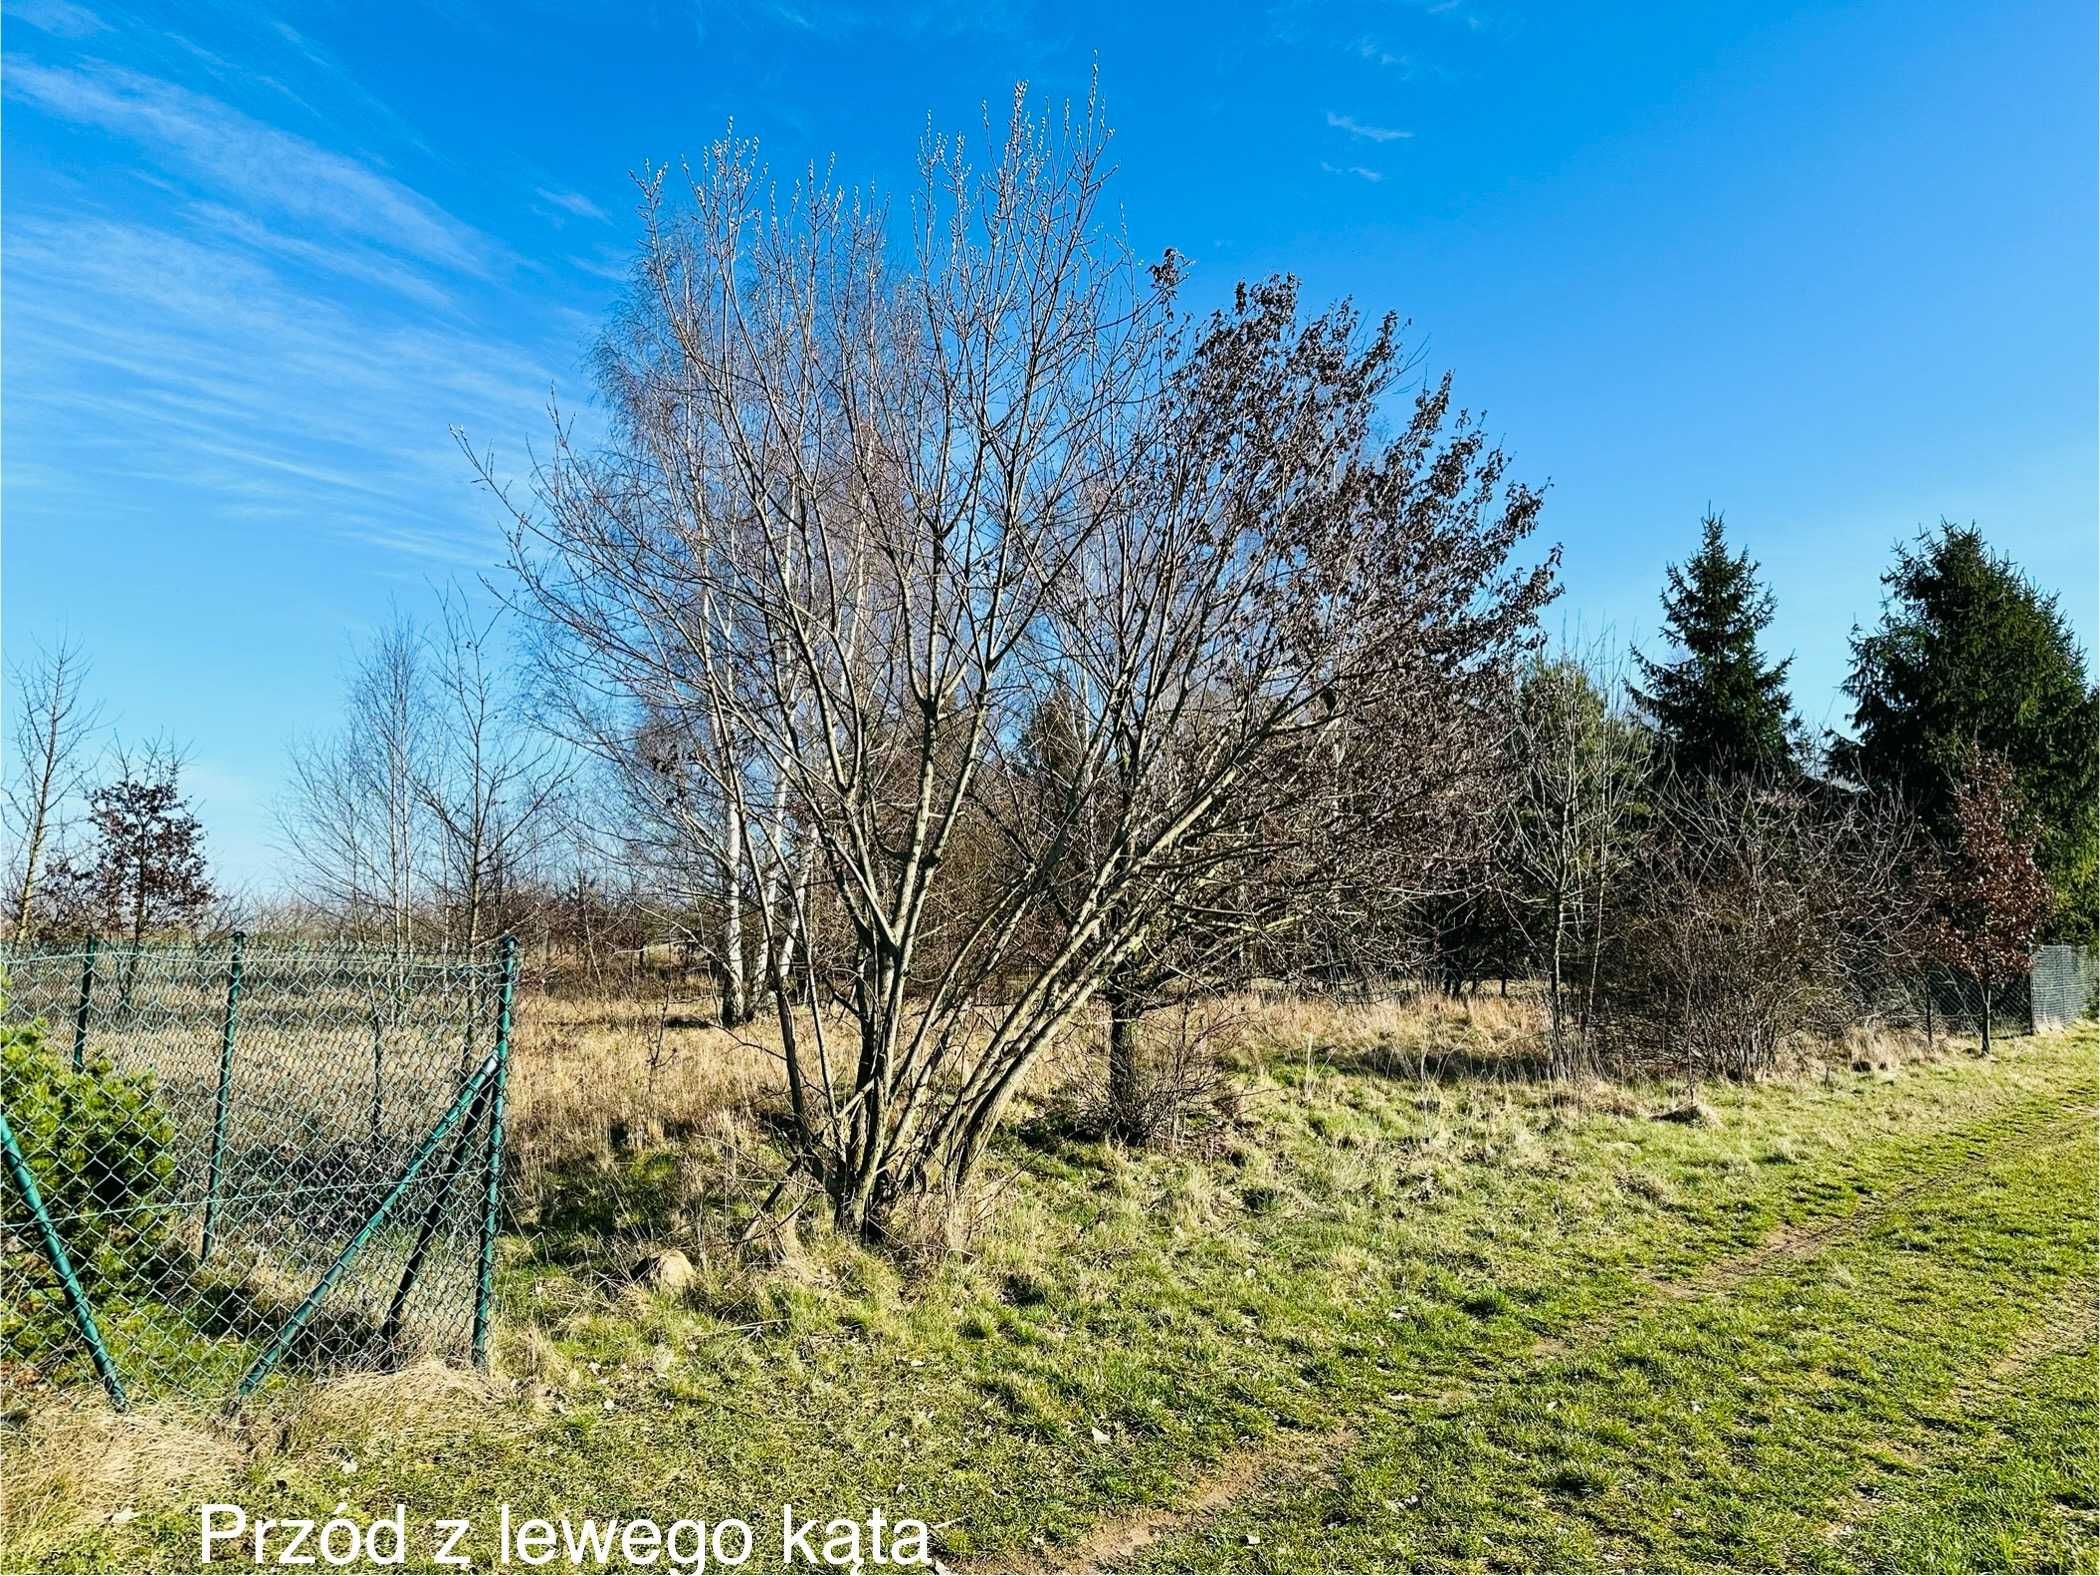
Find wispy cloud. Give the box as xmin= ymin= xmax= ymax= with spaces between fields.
xmin=7 ymin=0 xmax=105 ymax=37
xmin=1350 ymin=36 xmax=1432 ymax=76
xmin=568 ymin=251 xmax=633 ymax=284
xmin=0 ymin=23 xmax=607 ymax=888
xmin=1422 ymin=0 xmax=1489 ymax=31
xmin=256 ymin=20 xmax=436 ymax=154
xmin=1320 ymin=161 xmax=1386 ymax=184
xmin=188 ymin=203 xmax=458 ymax=312
xmin=3 ymin=58 xmax=491 ymax=273
xmin=4 ymin=211 xmax=567 ymax=560
xmin=267 ymin=19 xmax=336 ymax=72
xmin=739 ymin=0 xmax=1033 ymax=40
xmin=535 ymin=186 xmax=608 ymax=223
xmin=1327 ymin=110 xmax=1413 ymax=143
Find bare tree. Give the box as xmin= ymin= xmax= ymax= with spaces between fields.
xmin=3 ymin=637 xmax=103 ymax=940
xmin=481 ymin=88 xmax=1553 ymax=1239
xmin=420 ymin=589 xmax=571 ymax=949
xmin=280 ymin=609 xmax=435 ymax=949
xmin=1500 ymin=641 xmax=1651 ymax=1072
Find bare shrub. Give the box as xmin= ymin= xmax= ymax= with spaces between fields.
xmin=1046 ymin=1000 xmax=1246 ymax=1151
xmin=1591 ymin=776 xmax=1928 ymax=1083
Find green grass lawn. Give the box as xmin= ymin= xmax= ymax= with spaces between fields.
xmin=10 ymin=1026 xmax=2096 ymax=1574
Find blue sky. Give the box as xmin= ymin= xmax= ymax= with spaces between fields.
xmin=4 ymin=0 xmax=2094 ymax=891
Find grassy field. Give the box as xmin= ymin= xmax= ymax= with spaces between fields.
xmin=5 ymin=1002 xmax=2095 ymax=1574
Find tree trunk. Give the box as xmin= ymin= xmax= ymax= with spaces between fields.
xmin=1105 ymin=978 xmax=1141 ymax=1139
xmin=11 ymin=747 xmax=55 ymax=941
xmin=719 ymin=812 xmax=748 ymax=1028
xmin=1546 ymin=889 xmax=1568 ymax=1072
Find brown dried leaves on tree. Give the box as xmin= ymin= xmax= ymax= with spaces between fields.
xmin=45 ymin=748 xmax=213 ymax=944
xmin=1930 ymin=749 xmax=2053 ymax=1051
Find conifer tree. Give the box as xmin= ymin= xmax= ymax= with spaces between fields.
xmin=1840 ymin=523 xmax=2098 ymax=943
xmin=1631 ymin=512 xmax=1800 ymax=779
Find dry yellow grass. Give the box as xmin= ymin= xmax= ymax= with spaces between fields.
xmin=0 ymin=1405 xmax=237 ymax=1564
xmin=1835 ymin=1020 xmax=1936 ymax=1075
xmin=0 ymin=1363 xmax=515 ymax=1562
xmin=507 ymin=989 xmax=785 ymax=1185
xmin=281 ymin=1359 xmax=510 ymax=1450
xmin=505 ymin=984 xmax=1554 ymax=1187
xmin=1213 ymin=986 xmax=1546 ymax=1069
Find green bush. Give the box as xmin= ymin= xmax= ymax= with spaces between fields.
xmin=0 ymin=1011 xmax=176 ymax=1259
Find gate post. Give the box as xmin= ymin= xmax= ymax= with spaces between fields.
xmin=471 ymin=935 xmax=518 ymax=1368
xmin=200 ymin=930 xmax=245 ymax=1263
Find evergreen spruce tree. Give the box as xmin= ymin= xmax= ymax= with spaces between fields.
xmin=1840 ymin=522 xmax=2098 ymax=943
xmin=1631 ymin=511 xmax=1800 ymax=779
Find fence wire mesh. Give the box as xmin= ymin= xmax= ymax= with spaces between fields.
xmin=1880 ymin=953 xmax=2099 ymax=1041
xmin=2031 ymin=944 xmax=2099 ymax=1031
xmin=0 ymin=936 xmax=515 ymax=1415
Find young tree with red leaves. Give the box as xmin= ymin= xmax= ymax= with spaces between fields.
xmin=46 ymin=745 xmax=213 ymax=945
xmin=1931 ymin=750 xmax=2053 ymax=1054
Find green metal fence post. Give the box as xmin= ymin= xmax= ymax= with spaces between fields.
xmin=70 ymin=932 xmax=98 ymax=1072
xmin=232 ymin=1053 xmax=497 ymax=1405
xmin=471 ymin=936 xmax=518 ymax=1369
xmin=0 ymin=1106 xmax=126 ymax=1409
xmin=200 ymin=930 xmax=245 ymax=1263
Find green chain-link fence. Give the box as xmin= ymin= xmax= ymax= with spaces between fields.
xmin=2030 ymin=944 xmax=2099 ymax=1032
xmin=0 ymin=935 xmax=516 ymax=1414
xmin=1887 ymin=952 xmax=2099 ymax=1043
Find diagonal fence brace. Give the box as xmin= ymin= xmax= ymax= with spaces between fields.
xmin=379 ymin=1073 xmax=494 ymax=1350
xmin=0 ymin=1104 xmax=127 ymax=1410
xmin=232 ymin=1050 xmax=498 ymax=1406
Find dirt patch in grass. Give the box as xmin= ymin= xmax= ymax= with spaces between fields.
xmin=1031 ymin=1427 xmax=1358 ymax=1574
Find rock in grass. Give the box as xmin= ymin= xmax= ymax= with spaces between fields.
xmin=631 ymin=1249 xmax=696 ymax=1294
xmin=1653 ymin=1100 xmax=1721 ymax=1127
